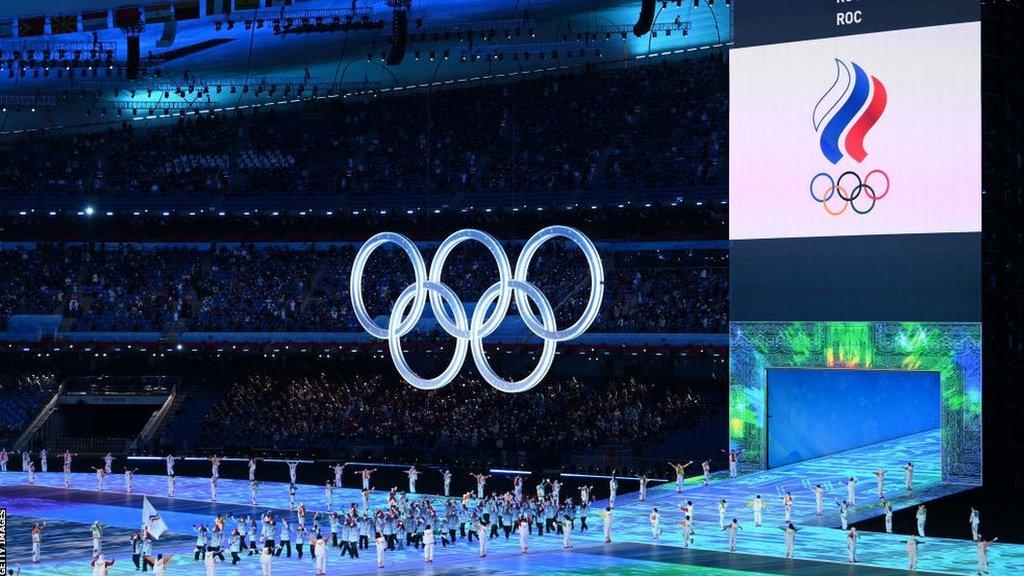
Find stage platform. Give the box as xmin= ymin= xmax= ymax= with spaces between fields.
xmin=0 ymin=430 xmax=1019 ymax=575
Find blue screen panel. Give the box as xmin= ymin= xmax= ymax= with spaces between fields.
xmin=767 ymin=368 xmax=940 ymax=468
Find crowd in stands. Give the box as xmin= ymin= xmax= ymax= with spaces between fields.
xmin=0 ymin=243 xmax=727 ymax=334
xmin=0 ymin=57 xmax=726 ymax=199
xmin=198 ymin=372 xmax=716 ymax=464
xmin=0 ymin=246 xmax=81 ymax=330
xmin=0 ymin=373 xmax=58 ymax=444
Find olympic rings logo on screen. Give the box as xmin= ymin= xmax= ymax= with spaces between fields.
xmin=810 ymin=170 xmax=890 ymax=215
xmin=350 ymin=226 xmax=604 ymax=393
xmin=810 ymin=59 xmax=890 ymax=216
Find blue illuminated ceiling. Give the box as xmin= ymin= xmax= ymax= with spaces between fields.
xmin=0 ymin=0 xmax=731 ymax=133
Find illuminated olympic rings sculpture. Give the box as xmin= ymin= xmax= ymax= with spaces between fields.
xmin=350 ymin=226 xmax=604 ymax=393
xmin=809 ymin=169 xmax=890 ymax=215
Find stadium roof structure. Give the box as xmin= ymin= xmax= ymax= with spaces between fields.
xmin=0 ymin=0 xmax=731 ymax=134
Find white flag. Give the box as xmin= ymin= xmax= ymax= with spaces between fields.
xmin=142 ymin=496 xmax=169 ymax=539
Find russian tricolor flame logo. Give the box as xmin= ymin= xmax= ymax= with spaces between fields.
xmin=813 ymin=59 xmax=888 ymax=164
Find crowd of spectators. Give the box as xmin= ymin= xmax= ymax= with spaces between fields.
xmin=0 ymin=246 xmax=81 ymax=330
xmin=0 ymin=57 xmax=726 ymax=200
xmin=198 ymin=371 xmax=716 ymax=463
xmin=1 ymin=243 xmax=727 ymax=334
xmin=0 ymin=373 xmax=58 ymax=444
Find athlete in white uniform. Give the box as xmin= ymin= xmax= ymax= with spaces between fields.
xmin=31 ymin=521 xmax=46 ymax=563
xmin=423 ymin=525 xmax=436 ymax=562
xmin=517 ymin=519 xmax=529 ymax=554
xmin=717 ymin=499 xmax=728 ymax=529
xmin=679 ymin=516 xmax=695 ymax=548
xmin=722 ymin=518 xmax=741 ymax=552
xmin=749 ymin=495 xmax=765 ymax=527
xmin=846 ymin=477 xmax=857 ymax=506
xmin=124 ymin=468 xmax=138 ymax=493
xmin=405 ymin=466 xmax=419 ymax=494
xmin=649 ymin=508 xmax=660 ymax=540
xmin=470 ymin=473 xmax=490 ymax=499
xmin=781 ymin=522 xmax=799 ymax=558
xmin=356 ymin=468 xmax=376 ymax=490
xmin=847 ymin=527 xmax=859 ymax=562
xmin=873 ymin=469 xmax=887 ymax=499
xmin=907 ymin=536 xmax=923 ymax=570
xmin=883 ymin=500 xmax=894 ymax=533
xmin=209 ymin=455 xmax=222 ymax=479
xmin=93 ymin=467 xmax=106 ymax=491
xmin=781 ymin=492 xmax=794 ymax=522
xmin=976 ymin=535 xmax=996 ymax=575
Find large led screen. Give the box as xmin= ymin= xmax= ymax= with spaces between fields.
xmin=729 ymin=22 xmax=980 ymax=241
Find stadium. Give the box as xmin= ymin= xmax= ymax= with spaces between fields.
xmin=0 ymin=0 xmax=1019 ymax=575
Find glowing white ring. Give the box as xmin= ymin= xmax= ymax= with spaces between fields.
xmin=388 ymin=281 xmax=469 ymax=390
xmin=350 ymin=226 xmax=604 ymax=393
xmin=515 ymin=225 xmax=604 ymax=341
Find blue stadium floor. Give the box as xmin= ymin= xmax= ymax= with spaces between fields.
xmin=0 ymin=430 xmax=1019 ymax=575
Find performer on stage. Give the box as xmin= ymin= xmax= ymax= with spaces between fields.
xmin=442 ymin=469 xmax=453 ymax=497
xmin=722 ymin=449 xmax=743 ymax=478
xmin=970 ymin=507 xmax=981 ymax=541
xmin=208 ymin=455 xmax=222 ymax=480
xmin=124 ymin=467 xmax=138 ymax=494
xmin=39 ymin=448 xmax=47 ymax=472
xmin=846 ymin=477 xmax=858 ymax=506
xmin=470 ymin=472 xmax=490 ymax=499
xmin=873 ymin=469 xmax=887 ymax=499
xmin=103 ymin=453 xmax=114 ymax=474
xmin=638 ymin=474 xmax=649 ymax=502
xmin=847 ymin=526 xmax=859 ymax=563
xmin=668 ymin=460 xmax=693 ymax=493
xmin=781 ymin=522 xmax=799 ymax=558
xmin=31 ymin=521 xmax=45 ymax=563
xmin=748 ymin=495 xmax=766 ymax=527
xmin=702 ymin=459 xmax=712 ymax=486
xmin=356 ymin=467 xmax=377 ymax=490
xmin=904 ymin=462 xmax=915 ymax=490
xmin=907 ymin=536 xmax=923 ymax=571
xmin=608 ymin=473 xmax=618 ymax=508
xmin=976 ymin=535 xmax=996 ymax=575
xmin=781 ymin=491 xmax=794 ymax=522
xmin=916 ymin=504 xmax=927 ymax=537
xmin=717 ymin=499 xmax=728 ymax=529
xmin=722 ymin=518 xmax=741 ymax=552
xmin=601 ymin=507 xmax=613 ymax=543
xmin=405 ymin=465 xmax=419 ymax=494
xmin=92 ymin=466 xmax=107 ymax=491
xmin=285 ymin=461 xmax=299 ymax=484
xmin=247 ymin=458 xmax=257 ymax=481
xmin=168 ymin=474 xmax=176 ymax=498
xmin=649 ymin=508 xmax=660 ymax=540
xmin=679 ymin=515 xmax=695 ymax=548
xmin=814 ymin=484 xmax=825 ymax=516
xmin=884 ymin=499 xmax=894 ymax=533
